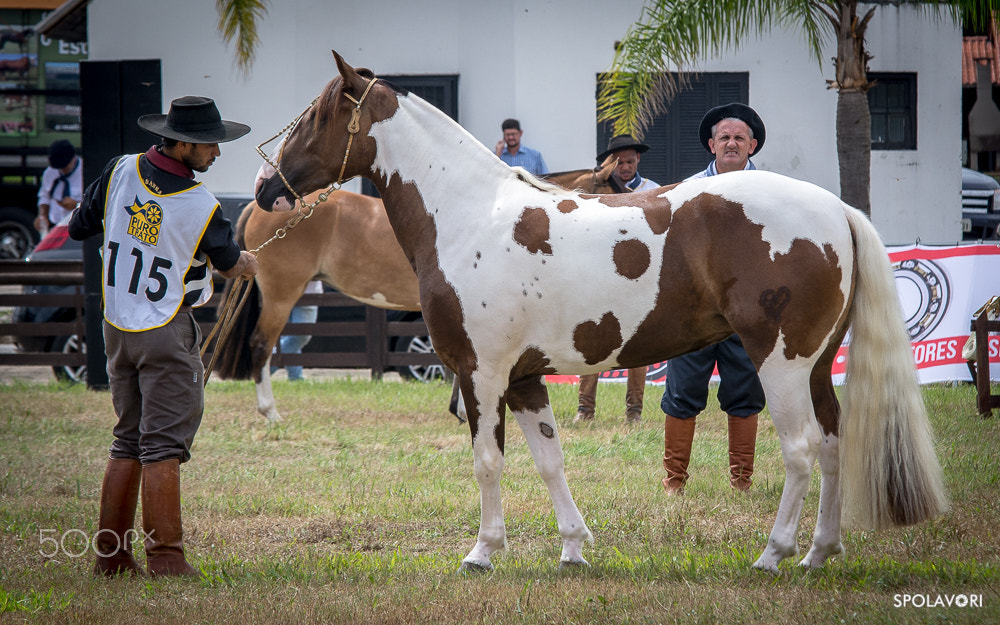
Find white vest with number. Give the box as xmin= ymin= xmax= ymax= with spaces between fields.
xmin=102 ymin=155 xmax=217 ymax=331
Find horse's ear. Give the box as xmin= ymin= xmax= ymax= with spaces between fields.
xmin=595 ymin=156 xmax=617 ymax=182
xmin=332 ymin=50 xmax=372 ymax=96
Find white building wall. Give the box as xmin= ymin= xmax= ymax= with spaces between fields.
xmin=86 ymin=0 xmax=961 ymax=243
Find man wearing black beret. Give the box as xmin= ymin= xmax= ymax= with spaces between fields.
xmin=659 ymin=102 xmax=767 ymax=496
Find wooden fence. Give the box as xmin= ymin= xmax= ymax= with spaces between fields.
xmin=0 ymin=259 xmax=442 ymax=382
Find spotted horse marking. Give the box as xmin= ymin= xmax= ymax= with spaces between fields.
xmin=254 ymin=51 xmax=948 ymax=574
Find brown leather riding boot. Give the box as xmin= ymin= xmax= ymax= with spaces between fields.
xmin=728 ymin=413 xmax=759 ymax=492
xmin=624 ymin=367 xmax=646 ymax=423
xmin=93 ymin=458 xmax=145 ymax=577
xmin=575 ymin=374 xmax=598 ymax=422
xmin=141 ymin=459 xmax=199 ymax=577
xmin=662 ymin=415 xmax=696 ymax=495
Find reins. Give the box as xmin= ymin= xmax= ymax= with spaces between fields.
xmin=201 ymin=75 xmax=379 ymax=386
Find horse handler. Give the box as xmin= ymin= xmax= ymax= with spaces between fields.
xmin=68 ymin=96 xmax=257 ymax=577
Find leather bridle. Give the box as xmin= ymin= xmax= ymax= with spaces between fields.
xmin=255 ymin=76 xmax=379 ymax=218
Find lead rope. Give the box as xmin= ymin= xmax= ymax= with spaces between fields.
xmin=201 ymin=254 xmax=257 ymax=386
xmin=204 ymin=77 xmax=380 ymax=385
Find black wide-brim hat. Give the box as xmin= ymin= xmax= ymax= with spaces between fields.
xmin=699 ymin=103 xmax=765 ymax=156
xmin=597 ymin=134 xmax=650 ymax=162
xmin=137 ymin=96 xmax=251 ymax=143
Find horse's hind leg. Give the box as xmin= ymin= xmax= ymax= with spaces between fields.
xmin=752 ymin=362 xmax=822 ymax=573
xmin=800 ymin=366 xmax=845 ymax=568
xmin=507 ymin=376 xmax=593 ymax=567
xmin=250 ymin=298 xmax=299 ymax=423
xmin=255 ymin=354 xmax=279 ymax=423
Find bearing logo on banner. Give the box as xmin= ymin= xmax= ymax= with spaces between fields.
xmin=547 ymin=244 xmax=1000 ymax=386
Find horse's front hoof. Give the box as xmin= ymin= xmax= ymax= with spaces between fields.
xmin=751 ymin=559 xmax=780 ymax=575
xmin=458 ymin=559 xmax=493 ymax=575
xmin=558 ymin=557 xmax=590 ymax=570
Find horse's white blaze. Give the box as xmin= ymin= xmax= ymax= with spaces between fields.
xmin=254 ymin=143 xmax=281 ymax=195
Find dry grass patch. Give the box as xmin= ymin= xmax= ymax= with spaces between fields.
xmin=1 ymin=378 xmax=997 ymax=623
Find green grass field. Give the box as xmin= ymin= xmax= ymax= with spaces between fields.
xmin=1 ymin=377 xmax=997 ymax=624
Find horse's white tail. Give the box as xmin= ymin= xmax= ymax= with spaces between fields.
xmin=840 ymin=207 xmax=948 ymax=530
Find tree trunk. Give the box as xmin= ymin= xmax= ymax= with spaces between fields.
xmin=836 ymin=90 xmax=871 ymax=217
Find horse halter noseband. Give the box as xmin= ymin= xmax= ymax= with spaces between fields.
xmin=255 ymin=76 xmax=379 ymax=223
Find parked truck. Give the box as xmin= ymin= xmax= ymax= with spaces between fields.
xmin=0 ymin=4 xmax=86 ymax=259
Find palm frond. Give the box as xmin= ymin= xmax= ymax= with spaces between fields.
xmin=598 ymin=0 xmax=831 ymax=138
xmin=216 ymin=0 xmax=269 ymax=76
xmin=900 ymin=0 xmax=997 ymax=32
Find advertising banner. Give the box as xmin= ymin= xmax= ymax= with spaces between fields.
xmin=547 ymin=243 xmax=1000 ymax=386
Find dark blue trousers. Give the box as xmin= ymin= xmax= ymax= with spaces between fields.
xmin=660 ymin=334 xmax=765 ymax=419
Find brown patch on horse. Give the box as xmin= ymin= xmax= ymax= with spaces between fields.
xmin=573 ymin=312 xmax=623 ymax=365
xmin=506 ymin=361 xmax=554 ymax=412
xmin=617 ymin=192 xmax=847 ymax=371
xmin=594 ymin=187 xmax=675 ymax=234
xmin=505 ymin=375 xmax=556 ymax=441
xmin=557 ymin=199 xmax=579 ymax=214
xmin=613 ymin=239 xmax=651 ymax=280
xmin=810 ymin=236 xmax=857 ymax=437
xmin=513 ymin=207 xmax=553 ymax=255
xmin=508 ymin=347 xmax=557 ymax=383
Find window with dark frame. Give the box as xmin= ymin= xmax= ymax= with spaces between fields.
xmin=868 ymin=73 xmax=917 ymax=150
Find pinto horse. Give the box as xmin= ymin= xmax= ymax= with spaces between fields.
xmin=215 ymin=162 xmax=622 ymax=423
xmin=254 ymin=52 xmax=948 ymax=573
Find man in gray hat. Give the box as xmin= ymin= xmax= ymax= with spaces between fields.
xmin=598 ymin=134 xmax=659 ymax=192
xmin=575 ymin=134 xmax=660 ymax=425
xmin=659 ymin=102 xmax=767 ymax=496
xmin=68 ymin=96 xmax=258 ymax=578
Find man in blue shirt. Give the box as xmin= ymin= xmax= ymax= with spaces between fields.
xmin=494 ymin=118 xmax=548 ymax=175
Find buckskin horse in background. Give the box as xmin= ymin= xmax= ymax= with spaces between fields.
xmin=253 ymin=52 xmax=947 ymax=573
xmin=214 ymin=161 xmax=623 ymax=423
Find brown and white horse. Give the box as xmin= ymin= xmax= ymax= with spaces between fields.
xmin=214 ymin=162 xmax=622 ymax=422
xmin=254 ymin=52 xmax=947 ymax=573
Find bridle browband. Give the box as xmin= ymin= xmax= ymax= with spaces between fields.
xmin=255 ymin=75 xmax=379 ymax=220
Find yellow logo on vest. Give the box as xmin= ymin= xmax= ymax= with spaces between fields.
xmin=124 ymin=196 xmax=163 ymax=246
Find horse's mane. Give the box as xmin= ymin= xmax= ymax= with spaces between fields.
xmin=512 ymin=167 xmax=572 ymax=194
xmin=234 ymin=201 xmax=252 ymax=250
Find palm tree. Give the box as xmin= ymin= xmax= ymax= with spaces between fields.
xmin=597 ymin=0 xmax=993 ymax=217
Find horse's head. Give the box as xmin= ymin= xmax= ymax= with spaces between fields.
xmin=255 ymin=51 xmax=389 ymax=212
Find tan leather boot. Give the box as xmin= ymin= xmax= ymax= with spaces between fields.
xmin=624 ymin=367 xmax=646 ymax=423
xmin=93 ymin=458 xmax=145 ymax=576
xmin=575 ymin=374 xmax=598 ymax=422
xmin=662 ymin=415 xmax=696 ymax=495
xmin=728 ymin=413 xmax=759 ymax=491
xmin=141 ymin=459 xmax=199 ymax=577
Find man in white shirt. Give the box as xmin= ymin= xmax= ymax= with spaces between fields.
xmin=34 ymin=139 xmax=83 ymax=235
xmin=575 ymin=135 xmax=660 ymax=425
